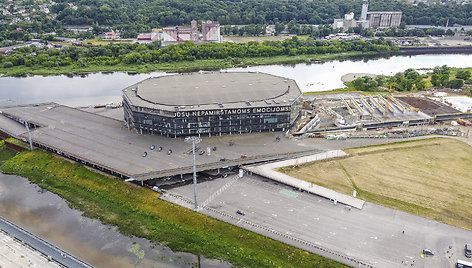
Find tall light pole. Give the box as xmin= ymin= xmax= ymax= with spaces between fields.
xmin=185 ymin=136 xmax=201 ymax=210
xmin=23 ymin=120 xmax=33 ymax=151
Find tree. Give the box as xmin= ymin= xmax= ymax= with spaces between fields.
xmin=287 ymin=20 xmax=299 ymax=35
xmin=447 ymin=79 xmax=464 ymax=89
xmin=445 ymin=29 xmax=455 ymax=36
xmin=404 ymin=68 xmax=419 ymax=80
xmin=275 ymin=22 xmax=285 ymax=35
xmin=415 ymin=79 xmax=426 ymax=90
xmin=3 ymin=61 xmax=13 ymax=68
xmin=440 ymin=73 xmax=450 ymax=86
xmin=431 ymin=73 xmax=441 ymax=87
xmin=350 ymin=76 xmax=378 ymax=91
xmin=456 ymin=70 xmax=471 ymax=80
xmin=400 ymin=78 xmax=414 ymax=91
xmin=433 ymin=65 xmax=450 ymax=75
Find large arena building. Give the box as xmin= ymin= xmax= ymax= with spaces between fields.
xmin=122 ymin=72 xmax=303 ymax=137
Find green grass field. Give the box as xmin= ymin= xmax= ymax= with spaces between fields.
xmin=280 ymin=138 xmax=472 ymax=230
xmin=0 ymin=140 xmax=17 ymax=165
xmin=0 ymin=145 xmax=346 ymax=268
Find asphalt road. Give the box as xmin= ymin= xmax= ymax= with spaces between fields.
xmin=165 ymin=174 xmax=472 ymax=268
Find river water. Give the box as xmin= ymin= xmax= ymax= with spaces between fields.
xmin=0 ymin=172 xmax=231 ymax=268
xmin=1 ymin=53 xmax=472 ymax=107
xmin=0 ymin=53 xmax=471 ymax=267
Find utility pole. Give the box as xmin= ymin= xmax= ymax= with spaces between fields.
xmin=185 ymin=136 xmax=202 ymax=210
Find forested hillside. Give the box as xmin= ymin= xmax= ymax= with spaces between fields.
xmin=51 ymin=0 xmax=472 ymax=29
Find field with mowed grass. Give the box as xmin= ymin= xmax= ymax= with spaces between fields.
xmin=0 ymin=144 xmax=346 ymax=268
xmin=279 ymin=138 xmax=472 ymax=230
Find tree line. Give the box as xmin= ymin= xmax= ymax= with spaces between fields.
xmin=349 ymin=65 xmax=471 ymax=92
xmin=1 ymin=37 xmax=397 ymax=68
xmin=3 ymin=0 xmax=471 ymax=39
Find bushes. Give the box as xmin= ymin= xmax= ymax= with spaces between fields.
xmin=447 ymin=79 xmax=464 ymax=89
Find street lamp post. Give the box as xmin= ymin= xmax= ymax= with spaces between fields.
xmin=185 ymin=136 xmax=202 ymax=210
xmin=23 ymin=120 xmax=33 ymax=151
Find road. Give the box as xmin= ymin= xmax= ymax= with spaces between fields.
xmin=0 ymin=230 xmax=60 ymax=268
xmin=163 ymin=173 xmax=472 ymax=268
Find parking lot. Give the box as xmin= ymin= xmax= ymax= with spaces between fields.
xmin=163 ymin=173 xmax=472 ymax=268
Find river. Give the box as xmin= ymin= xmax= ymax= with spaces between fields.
xmin=0 ymin=53 xmax=471 ymax=267
xmin=0 ymin=172 xmax=231 ymax=268
xmin=1 ymin=53 xmax=472 ymax=107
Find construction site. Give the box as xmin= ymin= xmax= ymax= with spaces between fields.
xmin=294 ymin=91 xmax=472 ymax=136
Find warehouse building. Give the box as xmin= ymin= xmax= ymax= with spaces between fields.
xmin=122 ymin=72 xmax=303 ymax=137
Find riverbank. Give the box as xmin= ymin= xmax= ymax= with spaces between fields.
xmin=0 ymin=143 xmax=345 ymax=268
xmin=0 ymin=51 xmax=388 ymax=77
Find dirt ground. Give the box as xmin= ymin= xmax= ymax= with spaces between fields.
xmin=396 ymin=96 xmax=460 ymax=115
xmin=281 ymin=137 xmax=472 ymax=230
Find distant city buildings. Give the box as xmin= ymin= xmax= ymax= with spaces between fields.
xmin=333 ymin=0 xmax=402 ymax=30
xmin=0 ymin=0 xmax=56 ymax=25
xmin=137 ymin=20 xmax=222 ymax=46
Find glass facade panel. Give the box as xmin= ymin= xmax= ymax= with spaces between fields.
xmin=124 ymin=97 xmax=299 ymax=137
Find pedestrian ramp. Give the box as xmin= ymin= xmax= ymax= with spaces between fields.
xmin=244 ymin=150 xmax=365 ymax=209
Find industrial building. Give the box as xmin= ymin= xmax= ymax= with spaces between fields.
xmin=137 ymin=20 xmax=222 ymax=46
xmin=122 ymin=72 xmax=303 ymax=137
xmin=333 ymin=0 xmax=402 ymax=30
xmin=367 ymin=11 xmax=402 ymax=29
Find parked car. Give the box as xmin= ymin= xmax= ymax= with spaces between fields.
xmin=150 ymin=145 xmax=155 ymax=150
xmin=236 ymin=210 xmax=245 ymax=216
xmin=240 ymin=155 xmax=247 ymax=158
xmin=219 ymin=158 xmax=226 ymax=162
xmin=158 ymin=146 xmax=163 ymax=152
xmin=465 ymin=244 xmax=471 ymax=258
xmin=199 ymin=150 xmax=205 ymax=155
xmin=423 ymin=249 xmax=434 ymax=256
xmin=167 ymin=149 xmax=172 ymax=155
xmin=142 ymin=151 xmax=147 ymax=157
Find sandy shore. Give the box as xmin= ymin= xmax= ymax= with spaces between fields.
xmin=341 ymin=73 xmax=377 ymax=83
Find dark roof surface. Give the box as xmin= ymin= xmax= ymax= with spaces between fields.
xmin=123 ymin=72 xmax=302 ymax=111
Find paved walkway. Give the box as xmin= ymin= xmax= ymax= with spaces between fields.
xmin=244 ymin=150 xmax=366 ymax=209
xmin=0 ymin=230 xmax=60 ymax=268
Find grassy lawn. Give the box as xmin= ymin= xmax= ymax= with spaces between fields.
xmin=0 ymin=51 xmax=389 ymax=77
xmin=0 ymin=147 xmax=346 ymax=268
xmin=0 ymin=140 xmax=17 ymax=165
xmin=279 ymin=138 xmax=472 ymax=230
